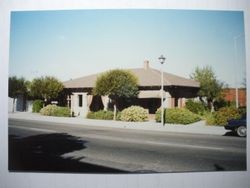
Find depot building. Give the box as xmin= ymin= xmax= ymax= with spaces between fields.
xmin=62 ymin=61 xmax=200 ymax=117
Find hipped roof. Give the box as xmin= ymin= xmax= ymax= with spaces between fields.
xmin=63 ymin=64 xmax=199 ymax=89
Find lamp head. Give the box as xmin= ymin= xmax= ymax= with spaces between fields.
xmin=158 ymin=55 xmax=166 ymax=64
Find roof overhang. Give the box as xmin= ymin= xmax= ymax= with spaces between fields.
xmin=138 ymin=90 xmax=171 ymax=98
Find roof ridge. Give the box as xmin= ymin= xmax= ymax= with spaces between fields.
xmin=130 ymin=67 xmax=195 ymax=82
xmin=63 ymin=72 xmax=99 ymax=83
xmin=149 ymin=68 xmax=172 ymax=85
xmin=63 ymin=66 xmax=200 ymax=88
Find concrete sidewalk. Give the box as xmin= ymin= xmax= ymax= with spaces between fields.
xmin=8 ymin=112 xmax=227 ymax=136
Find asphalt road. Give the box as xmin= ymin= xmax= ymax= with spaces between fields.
xmin=8 ymin=119 xmax=246 ymax=173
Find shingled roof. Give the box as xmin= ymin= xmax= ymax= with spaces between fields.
xmin=63 ymin=61 xmax=199 ymax=88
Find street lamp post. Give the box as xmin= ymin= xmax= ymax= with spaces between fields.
xmin=158 ymin=55 xmax=166 ymax=126
xmin=233 ymin=33 xmax=243 ymax=108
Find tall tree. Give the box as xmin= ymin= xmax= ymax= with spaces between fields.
xmin=190 ymin=66 xmax=224 ymax=111
xmin=93 ymin=69 xmax=139 ymax=120
xmin=8 ymin=76 xmax=28 ymax=112
xmin=30 ymin=76 xmax=64 ymax=104
xmin=242 ymin=77 xmax=246 ymax=88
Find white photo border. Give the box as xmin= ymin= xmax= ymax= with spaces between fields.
xmin=0 ymin=1 xmax=249 ymax=188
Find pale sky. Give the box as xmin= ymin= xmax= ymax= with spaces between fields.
xmin=9 ymin=9 xmax=246 ymax=87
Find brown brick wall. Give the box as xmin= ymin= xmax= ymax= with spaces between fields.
xmin=222 ymin=88 xmax=246 ymax=107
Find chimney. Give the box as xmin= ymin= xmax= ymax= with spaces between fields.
xmin=143 ymin=60 xmax=150 ymax=70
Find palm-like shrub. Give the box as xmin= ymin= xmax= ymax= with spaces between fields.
xmin=93 ymin=69 xmax=139 ymax=120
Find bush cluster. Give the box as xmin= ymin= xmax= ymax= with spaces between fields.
xmin=120 ymin=106 xmax=148 ymax=122
xmin=116 ymin=111 xmax=122 ymax=121
xmin=155 ymin=109 xmax=162 ymax=122
xmin=206 ymin=107 xmax=241 ymax=126
xmin=238 ymin=106 xmax=246 ymax=116
xmin=203 ymin=112 xmax=216 ymax=125
xmin=155 ymin=108 xmax=201 ymax=125
xmin=185 ymin=99 xmax=206 ymax=115
xmin=87 ymin=110 xmax=114 ymax=120
xmin=32 ymin=99 xmax=44 ymax=113
xmin=40 ymin=105 xmax=70 ymax=117
xmin=213 ymin=98 xmax=228 ymax=111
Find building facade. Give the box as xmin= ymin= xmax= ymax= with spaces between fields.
xmin=63 ymin=61 xmax=200 ymax=117
xmin=222 ymin=88 xmax=247 ymax=107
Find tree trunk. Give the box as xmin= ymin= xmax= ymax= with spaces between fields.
xmin=44 ymin=98 xmax=47 ymax=107
xmin=211 ymin=100 xmax=215 ymax=112
xmin=113 ymin=103 xmax=117 ymax=120
xmin=207 ymin=99 xmax=214 ymax=113
xmin=12 ymin=98 xmax=16 ymax=113
xmin=199 ymin=96 xmax=206 ymax=105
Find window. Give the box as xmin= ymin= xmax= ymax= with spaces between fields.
xmin=78 ymin=95 xmax=82 ymax=107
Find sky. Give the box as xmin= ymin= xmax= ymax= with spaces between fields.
xmin=9 ymin=9 xmax=246 ymax=87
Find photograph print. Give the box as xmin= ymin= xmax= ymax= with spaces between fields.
xmin=8 ymin=9 xmax=246 ymax=173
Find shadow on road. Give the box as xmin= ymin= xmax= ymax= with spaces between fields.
xmin=9 ymin=133 xmax=127 ymax=173
xmin=214 ymin=164 xmax=225 ymax=171
xmin=223 ymin=131 xmax=239 ymax=137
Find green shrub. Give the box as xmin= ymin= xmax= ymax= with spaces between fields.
xmin=116 ymin=111 xmax=122 ymax=121
xmin=40 ymin=105 xmax=57 ymax=116
xmin=238 ymin=106 xmax=246 ymax=117
xmin=155 ymin=108 xmax=201 ymax=125
xmin=211 ymin=107 xmax=241 ymax=126
xmin=185 ymin=99 xmax=206 ymax=115
xmin=32 ymin=99 xmax=44 ymax=113
xmin=40 ymin=105 xmax=70 ymax=117
xmin=204 ymin=112 xmax=216 ymax=125
xmin=205 ymin=107 xmax=241 ymax=126
xmin=213 ymin=98 xmax=228 ymax=111
xmin=155 ymin=108 xmax=162 ymax=122
xmin=86 ymin=111 xmax=95 ymax=119
xmin=120 ymin=106 xmax=148 ymax=122
xmin=87 ymin=110 xmax=114 ymax=120
xmin=53 ymin=107 xmax=71 ymax=117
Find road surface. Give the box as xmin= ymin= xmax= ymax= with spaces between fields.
xmin=9 ymin=119 xmax=246 ymax=173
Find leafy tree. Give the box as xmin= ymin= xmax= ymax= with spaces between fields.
xmin=30 ymin=76 xmax=64 ymax=104
xmin=190 ymin=66 xmax=224 ymax=111
xmin=8 ymin=76 xmax=28 ymax=112
xmin=93 ymin=69 xmax=139 ymax=120
xmin=242 ymin=77 xmax=246 ymax=88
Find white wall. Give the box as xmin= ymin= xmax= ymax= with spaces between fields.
xmin=8 ymin=97 xmax=16 ymax=113
xmin=163 ymin=92 xmax=172 ymax=108
xmin=71 ymin=92 xmax=88 ymax=117
xmin=26 ymin=100 xmax=33 ymax=112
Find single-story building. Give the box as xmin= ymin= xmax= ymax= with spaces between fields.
xmin=62 ymin=61 xmax=200 ymax=117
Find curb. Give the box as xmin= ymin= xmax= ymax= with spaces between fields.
xmin=8 ymin=112 xmax=227 ymax=136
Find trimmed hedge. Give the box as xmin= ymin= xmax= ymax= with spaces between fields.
xmin=40 ymin=105 xmax=70 ymax=117
xmin=155 ymin=108 xmax=201 ymax=125
xmin=185 ymin=99 xmax=206 ymax=115
xmin=87 ymin=110 xmax=114 ymax=120
xmin=206 ymin=107 xmax=241 ymax=126
xmin=120 ymin=106 xmax=148 ymax=122
xmin=32 ymin=99 xmax=44 ymax=113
